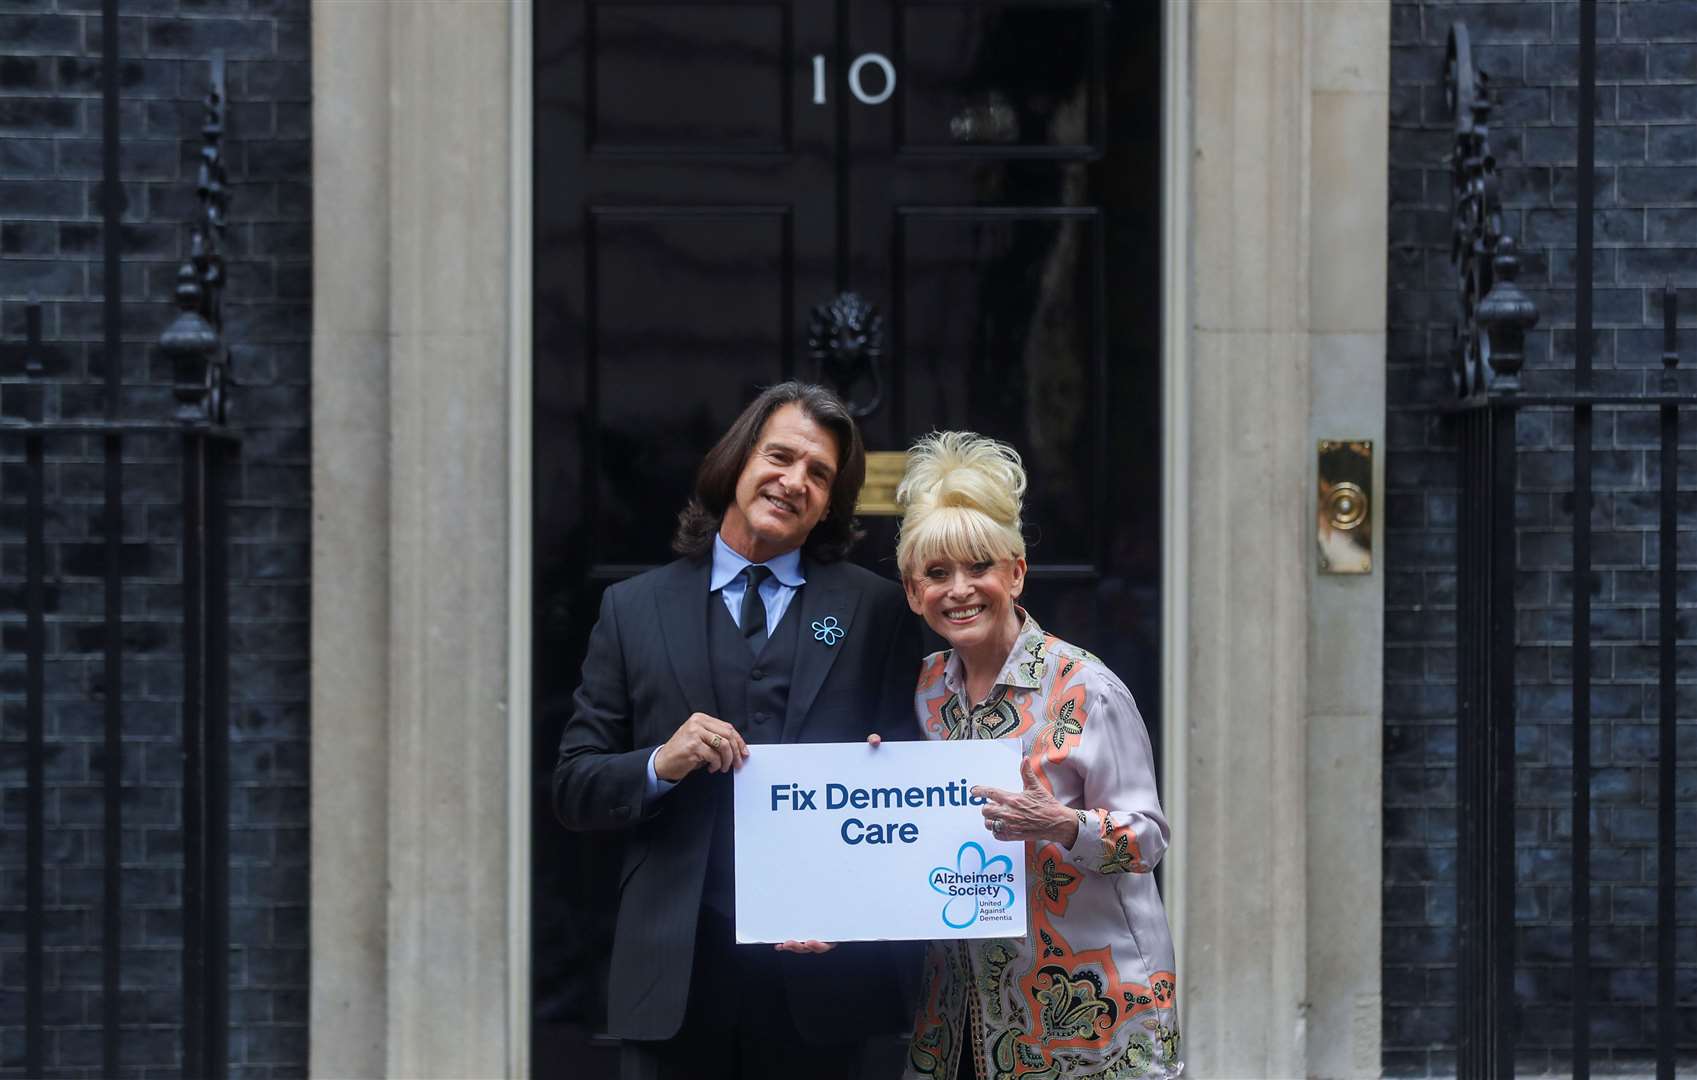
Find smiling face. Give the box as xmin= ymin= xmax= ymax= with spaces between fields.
xmin=904 ymin=553 xmax=1027 ymax=663
xmin=718 ymin=402 xmax=841 ymax=563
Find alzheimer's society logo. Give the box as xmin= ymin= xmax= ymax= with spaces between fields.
xmin=930 ymin=842 xmax=1017 ymax=929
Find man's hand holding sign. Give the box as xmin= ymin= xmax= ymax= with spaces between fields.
xmin=653 ymin=711 xmax=749 ymax=780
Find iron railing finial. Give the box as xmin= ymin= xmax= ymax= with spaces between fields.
xmin=1475 ymin=238 xmax=1538 ymax=393
xmin=1446 ymin=23 xmax=1537 ymax=402
xmin=159 ymin=50 xmax=231 ymax=426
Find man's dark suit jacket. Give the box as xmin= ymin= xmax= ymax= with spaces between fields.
xmin=552 ymin=552 xmax=921 ymax=1043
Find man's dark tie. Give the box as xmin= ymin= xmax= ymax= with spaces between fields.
xmin=739 ymin=564 xmax=772 ymax=653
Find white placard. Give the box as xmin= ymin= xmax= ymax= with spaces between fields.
xmin=733 ymin=739 xmax=1028 ymax=943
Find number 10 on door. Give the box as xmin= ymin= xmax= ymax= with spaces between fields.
xmin=812 ymin=53 xmax=896 ymax=106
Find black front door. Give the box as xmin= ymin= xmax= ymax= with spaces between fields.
xmin=533 ymin=2 xmax=1163 ymax=1068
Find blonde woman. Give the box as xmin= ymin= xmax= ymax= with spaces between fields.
xmin=895 ymin=432 xmax=1182 ymax=1080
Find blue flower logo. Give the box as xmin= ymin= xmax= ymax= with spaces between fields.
xmin=811 ymin=616 xmax=844 ymax=645
xmin=930 ymin=841 xmax=1015 ymax=929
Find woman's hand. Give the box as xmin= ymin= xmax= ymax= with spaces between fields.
xmin=973 ymin=759 xmax=1080 ymax=847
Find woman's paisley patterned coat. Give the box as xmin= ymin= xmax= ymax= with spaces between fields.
xmin=904 ymin=612 xmax=1182 ymax=1080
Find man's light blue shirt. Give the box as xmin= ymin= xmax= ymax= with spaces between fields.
xmin=710 ymin=533 xmax=805 ymax=633
xmin=644 ymin=535 xmax=806 ymax=800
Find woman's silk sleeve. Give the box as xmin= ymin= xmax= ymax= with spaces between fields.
xmin=1057 ymin=670 xmax=1169 ymax=875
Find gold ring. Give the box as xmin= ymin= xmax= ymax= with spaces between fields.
xmin=709 ymin=734 xmax=724 ymax=749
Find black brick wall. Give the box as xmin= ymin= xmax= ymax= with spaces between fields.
xmin=0 ymin=3 xmax=309 ymax=1078
xmin=1388 ymin=0 xmax=1696 ymax=1075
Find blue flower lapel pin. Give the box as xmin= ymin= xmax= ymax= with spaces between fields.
xmin=811 ymin=615 xmax=845 ymax=646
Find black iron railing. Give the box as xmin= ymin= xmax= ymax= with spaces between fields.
xmin=2 ymin=31 xmax=238 ymax=1080
xmin=1445 ymin=10 xmax=1691 ymax=1079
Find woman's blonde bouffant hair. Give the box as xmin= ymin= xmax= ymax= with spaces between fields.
xmin=895 ymin=431 xmax=1027 ymax=576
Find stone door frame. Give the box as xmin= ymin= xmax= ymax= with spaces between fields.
xmin=309 ymin=3 xmax=1388 ymax=1076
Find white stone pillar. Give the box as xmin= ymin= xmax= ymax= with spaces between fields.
xmin=309 ymin=1 xmax=391 ymax=1075
xmin=1176 ymin=2 xmax=1387 ymax=1076
xmin=383 ymin=2 xmax=516 ymax=1074
xmin=311 ymin=2 xmax=521 ymax=1076
xmin=1184 ymin=4 xmax=1312 ymax=1075
xmin=1305 ymin=3 xmax=1390 ymax=1077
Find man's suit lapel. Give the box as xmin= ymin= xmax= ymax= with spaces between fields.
xmin=781 ymin=560 xmax=863 ymax=743
xmin=654 ymin=558 xmax=718 ymax=718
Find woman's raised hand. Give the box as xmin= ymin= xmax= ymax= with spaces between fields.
xmin=972 ymin=758 xmax=1080 ymax=847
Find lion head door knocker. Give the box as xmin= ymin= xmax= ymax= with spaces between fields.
xmin=807 ymin=292 xmax=885 ymax=418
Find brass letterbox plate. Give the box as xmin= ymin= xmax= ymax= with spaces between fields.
xmin=1318 ymin=439 xmax=1372 ymax=574
xmin=856 ymin=450 xmax=908 ymax=516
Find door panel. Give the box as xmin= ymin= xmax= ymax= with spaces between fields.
xmin=589 ymin=5 xmax=792 ymax=152
xmin=534 ymin=2 xmax=1162 ymax=1070
xmin=894 ymin=208 xmax=1104 ymax=568
xmin=895 ymin=3 xmax=1103 ymax=153
xmin=587 ymin=208 xmax=793 ymax=565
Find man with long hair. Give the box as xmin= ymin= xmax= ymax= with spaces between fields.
xmin=553 ymin=382 xmax=920 ymax=1079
